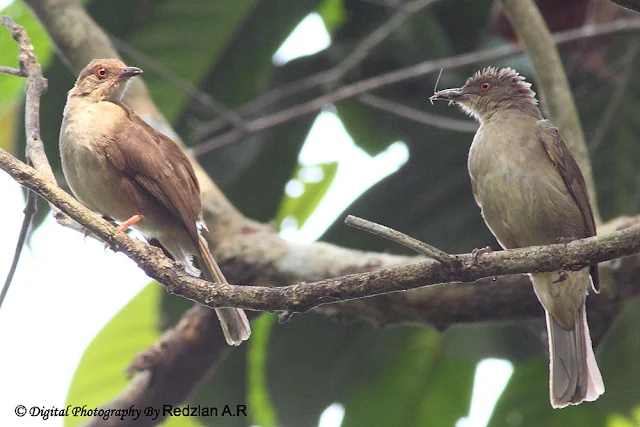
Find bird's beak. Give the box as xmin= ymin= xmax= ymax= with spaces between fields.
xmin=118 ymin=67 xmax=143 ymax=79
xmin=430 ymin=88 xmax=464 ymax=103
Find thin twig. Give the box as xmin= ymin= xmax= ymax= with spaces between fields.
xmin=501 ymin=0 xmax=599 ymax=221
xmin=590 ymin=40 xmax=640 ymax=153
xmin=192 ymin=18 xmax=640 ymax=156
xmin=110 ymin=35 xmax=247 ymax=131
xmin=358 ymin=93 xmax=478 ymax=132
xmin=1 ymin=190 xmax=36 ymax=310
xmin=0 ymin=65 xmax=24 ymax=76
xmin=0 ymin=17 xmax=53 ymax=182
xmin=197 ymin=0 xmax=442 ymax=138
xmin=345 ymin=215 xmax=456 ymax=264
xmin=0 ymin=16 xmax=61 ymax=307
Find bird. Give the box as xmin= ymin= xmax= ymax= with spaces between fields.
xmin=59 ymin=58 xmax=251 ymax=346
xmin=430 ymin=67 xmax=604 ymax=408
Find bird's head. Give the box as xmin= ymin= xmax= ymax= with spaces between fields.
xmin=69 ymin=59 xmax=143 ymax=103
xmin=430 ymin=67 xmax=538 ymax=121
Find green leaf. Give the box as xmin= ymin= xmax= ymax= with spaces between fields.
xmin=490 ymin=299 xmax=640 ymax=427
xmin=253 ymin=313 xmax=475 ymax=427
xmin=275 ymin=161 xmax=339 ymax=229
xmin=247 ymin=314 xmax=279 ymax=427
xmin=0 ymin=1 xmax=54 ymax=114
xmin=608 ymin=413 xmax=636 ymax=427
xmin=64 ymin=284 xmax=162 ymax=427
xmin=127 ymin=0 xmax=260 ymax=121
xmin=488 ymin=355 xmax=605 ymax=427
xmin=341 ymin=328 xmax=474 ymax=427
xmin=317 ymin=0 xmax=346 ymax=32
xmin=336 ymin=100 xmax=398 ymax=156
xmin=186 ymin=0 xmax=322 ymax=222
xmin=0 ymin=108 xmax=17 ymax=152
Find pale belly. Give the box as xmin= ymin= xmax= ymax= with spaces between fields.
xmin=471 ymin=161 xmax=584 ymax=249
xmin=61 ymin=141 xmax=131 ymax=220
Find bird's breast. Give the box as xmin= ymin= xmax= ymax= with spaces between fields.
xmin=59 ymin=102 xmax=133 ymax=220
xmin=468 ymin=124 xmax=581 ymax=249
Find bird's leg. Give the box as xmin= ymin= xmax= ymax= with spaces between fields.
xmin=104 ymin=214 xmax=143 ymax=249
xmin=556 ymin=236 xmax=577 ymax=245
xmin=116 ymin=214 xmax=143 ymax=233
xmin=472 ymin=246 xmax=493 ymax=263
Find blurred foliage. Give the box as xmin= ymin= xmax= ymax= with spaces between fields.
xmin=2 ymin=0 xmax=639 ymax=425
xmin=275 ymin=161 xmax=338 ymax=229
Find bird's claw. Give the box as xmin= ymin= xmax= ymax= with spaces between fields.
xmin=472 ymin=246 xmax=493 ymax=263
xmin=553 ymin=271 xmax=568 ymax=284
xmin=556 ymin=236 xmax=577 ymax=245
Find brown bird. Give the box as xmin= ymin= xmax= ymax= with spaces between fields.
xmin=60 ymin=59 xmax=251 ymax=346
xmin=430 ymin=67 xmax=604 ymax=408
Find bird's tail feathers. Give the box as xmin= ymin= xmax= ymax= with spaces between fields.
xmin=547 ymin=306 xmax=604 ymax=408
xmin=197 ymin=235 xmax=251 ymax=346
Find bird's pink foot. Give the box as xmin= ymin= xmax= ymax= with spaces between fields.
xmin=556 ymin=236 xmax=577 ymax=245
xmin=116 ymin=214 xmax=143 ymax=233
xmin=104 ymin=214 xmax=143 ymax=248
xmin=472 ymin=246 xmax=493 ymax=262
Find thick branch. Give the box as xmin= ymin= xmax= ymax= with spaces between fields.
xmin=501 ymin=0 xmax=599 ymax=220
xmin=14 ymin=3 xmax=640 ymax=424
xmin=2 ymin=148 xmax=640 ymax=314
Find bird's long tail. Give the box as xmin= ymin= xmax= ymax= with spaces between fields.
xmin=546 ymin=304 xmax=604 ymax=408
xmin=197 ymin=235 xmax=251 ymax=346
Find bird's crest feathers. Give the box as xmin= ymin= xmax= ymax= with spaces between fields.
xmin=466 ymin=67 xmax=538 ymax=104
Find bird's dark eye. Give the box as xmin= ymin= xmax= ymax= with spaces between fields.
xmin=96 ymin=67 xmax=107 ymax=79
xmin=480 ymin=82 xmax=491 ymax=91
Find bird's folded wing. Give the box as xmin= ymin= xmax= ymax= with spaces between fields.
xmin=103 ymin=103 xmax=202 ymax=243
xmin=536 ymin=119 xmax=599 ymax=291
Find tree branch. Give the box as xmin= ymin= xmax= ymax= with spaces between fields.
xmin=197 ymin=0 xmax=442 ymax=138
xmin=358 ymin=93 xmax=478 ymax=133
xmin=0 ymin=65 xmax=24 ymax=76
xmin=2 ymin=148 xmax=640 ymax=314
xmin=501 ymin=0 xmax=600 ymax=221
xmin=1 ymin=189 xmax=36 ymax=310
xmin=0 ymin=16 xmax=51 ymax=308
xmin=590 ymin=40 xmax=640 ymax=153
xmin=11 ymin=3 xmax=640 ymax=425
xmin=344 ymin=215 xmax=455 ymax=264
xmin=192 ymin=18 xmax=640 ymax=156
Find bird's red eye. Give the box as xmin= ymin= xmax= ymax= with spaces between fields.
xmin=96 ymin=67 xmax=107 ymax=79
xmin=480 ymin=82 xmax=491 ymax=91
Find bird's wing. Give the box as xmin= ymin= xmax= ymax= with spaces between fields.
xmin=104 ymin=102 xmax=202 ymax=243
xmin=536 ymin=120 xmax=599 ymax=291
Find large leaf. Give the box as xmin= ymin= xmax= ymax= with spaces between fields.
xmin=246 ymin=314 xmax=278 ymax=427
xmin=126 ymin=0 xmax=260 ymax=122
xmin=0 ymin=1 xmax=54 ymax=114
xmin=65 ymin=282 xmax=202 ymax=427
xmin=189 ymin=0 xmax=322 ymax=222
xmin=341 ymin=328 xmax=474 ymax=427
xmin=266 ymin=314 xmax=474 ymax=427
xmin=65 ymin=284 xmax=161 ymax=426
